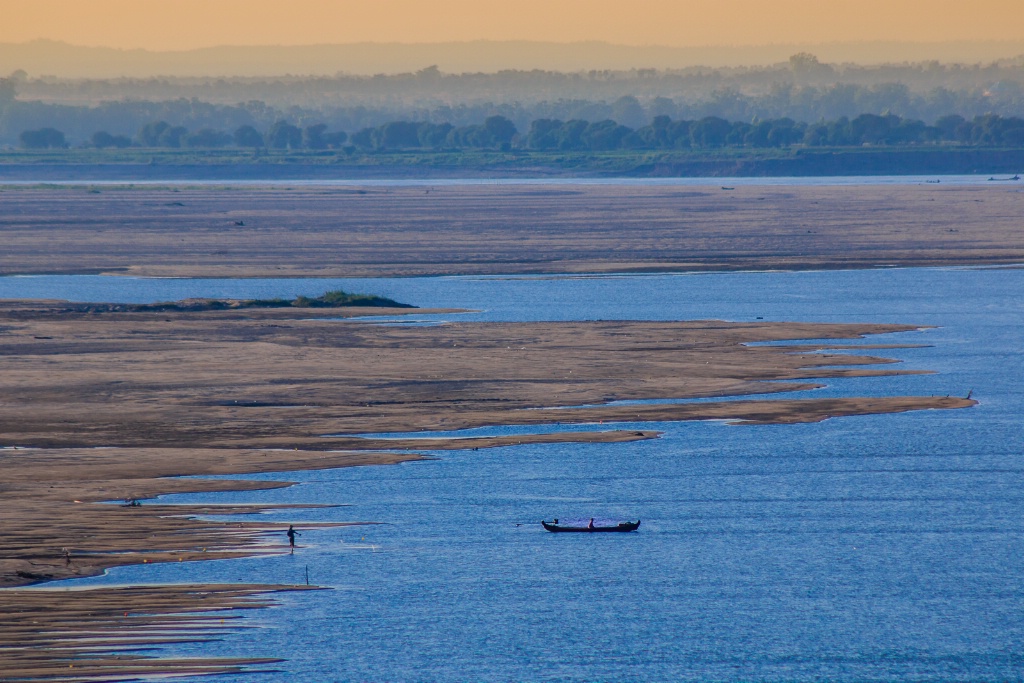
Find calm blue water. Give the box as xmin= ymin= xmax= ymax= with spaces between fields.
xmin=25 ymin=267 xmax=1024 ymax=682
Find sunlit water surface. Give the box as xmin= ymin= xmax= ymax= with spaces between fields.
xmin=17 ymin=266 xmax=1024 ymax=682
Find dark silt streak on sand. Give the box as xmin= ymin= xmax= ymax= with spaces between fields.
xmin=0 ymin=183 xmax=1021 ymax=277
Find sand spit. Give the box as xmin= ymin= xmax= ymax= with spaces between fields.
xmin=0 ymin=305 xmax=976 ymax=679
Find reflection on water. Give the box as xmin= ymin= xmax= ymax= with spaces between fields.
xmin=28 ymin=267 xmax=1024 ymax=681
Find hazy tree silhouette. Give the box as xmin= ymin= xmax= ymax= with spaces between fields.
xmin=267 ymin=120 xmax=301 ymax=149
xmin=19 ymin=127 xmax=67 ymax=148
xmin=234 ymin=124 xmax=264 ymax=147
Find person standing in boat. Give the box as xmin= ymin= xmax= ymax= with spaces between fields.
xmin=287 ymin=525 xmax=300 ymax=552
xmin=588 ymin=518 xmax=595 ymax=530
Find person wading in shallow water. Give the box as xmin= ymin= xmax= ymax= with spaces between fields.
xmin=287 ymin=525 xmax=300 ymax=553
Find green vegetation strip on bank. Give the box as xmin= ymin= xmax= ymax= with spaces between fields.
xmin=59 ymin=289 xmax=414 ymax=312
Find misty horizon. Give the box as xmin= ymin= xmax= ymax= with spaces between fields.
xmin=3 ymin=39 xmax=1024 ymax=79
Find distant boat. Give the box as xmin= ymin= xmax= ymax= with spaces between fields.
xmin=987 ymin=175 xmax=1020 ymax=181
xmin=542 ymin=519 xmax=640 ymax=533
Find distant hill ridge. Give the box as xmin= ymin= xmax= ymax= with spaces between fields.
xmin=3 ymin=39 xmax=1024 ymax=78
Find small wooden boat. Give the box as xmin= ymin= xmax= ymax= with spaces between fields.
xmin=542 ymin=519 xmax=640 ymax=533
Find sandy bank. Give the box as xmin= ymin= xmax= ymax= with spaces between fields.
xmin=0 ymin=184 xmax=1022 ymax=277
xmin=0 ymin=306 xmax=975 ymax=679
xmin=0 ymin=583 xmax=318 ymax=681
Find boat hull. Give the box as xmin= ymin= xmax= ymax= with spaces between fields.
xmin=542 ymin=521 xmax=640 ymax=533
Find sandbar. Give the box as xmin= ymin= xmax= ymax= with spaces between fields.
xmin=0 ymin=184 xmax=1021 ymax=277
xmin=0 ymin=304 xmax=976 ymax=678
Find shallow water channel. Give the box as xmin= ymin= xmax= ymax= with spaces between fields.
xmin=22 ymin=266 xmax=1024 ymax=682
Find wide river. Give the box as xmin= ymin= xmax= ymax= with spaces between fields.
xmin=15 ymin=266 xmax=1024 ymax=682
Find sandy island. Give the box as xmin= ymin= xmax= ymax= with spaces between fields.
xmin=0 ymin=184 xmax=1022 ymax=277
xmin=0 ymin=300 xmax=976 ymax=680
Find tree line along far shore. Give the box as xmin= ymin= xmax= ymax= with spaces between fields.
xmin=15 ymin=112 xmax=1024 ymax=153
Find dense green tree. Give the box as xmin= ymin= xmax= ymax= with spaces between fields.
xmin=968 ymin=114 xmax=1000 ymax=145
xmin=302 ymin=123 xmax=328 ymax=149
xmin=726 ymin=121 xmax=752 ymax=146
xmin=802 ymin=122 xmax=829 ymax=146
xmin=137 ymin=120 xmax=188 ymax=147
xmin=158 ymin=125 xmax=188 ymax=148
xmin=690 ymin=116 xmax=732 ymax=148
xmin=526 ymin=118 xmax=563 ymax=150
xmin=666 ymin=120 xmax=693 ymax=148
xmin=138 ymin=120 xmax=171 ymax=146
xmin=436 ymin=117 xmax=517 ymax=149
xmin=19 ymin=127 xmax=66 ymax=148
xmin=889 ymin=118 xmax=929 ymax=144
xmin=826 ymin=116 xmax=854 ymax=145
xmin=744 ymin=120 xmax=774 ymax=147
xmin=91 ymin=130 xmax=132 ymax=148
xmin=555 ymin=119 xmax=589 ymax=150
xmin=91 ymin=131 xmax=113 ymax=148
xmin=963 ymin=114 xmax=1024 ymax=145
xmin=622 ymin=117 xmax=664 ymax=149
xmin=850 ymin=113 xmax=895 ymax=144
xmin=581 ymin=120 xmax=632 ymax=150
xmin=483 ymin=115 xmax=517 ymax=145
xmin=234 ymin=124 xmax=264 ymax=147
xmin=934 ymin=114 xmax=967 ymax=141
xmin=802 ymin=116 xmax=856 ymax=146
xmin=267 ymin=120 xmax=302 ymax=149
xmin=647 ymin=115 xmax=674 ymax=146
xmin=447 ymin=124 xmax=489 ymax=148
xmin=1003 ymin=125 xmax=1024 ymax=146
xmin=766 ymin=118 xmax=804 ymax=147
xmin=417 ymin=122 xmax=452 ymax=148
xmin=378 ymin=121 xmax=421 ymax=148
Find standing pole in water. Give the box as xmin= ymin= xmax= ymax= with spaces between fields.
xmin=305 ymin=565 xmax=309 ymax=586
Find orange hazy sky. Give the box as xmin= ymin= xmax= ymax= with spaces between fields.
xmin=5 ymin=0 xmax=1024 ymax=50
